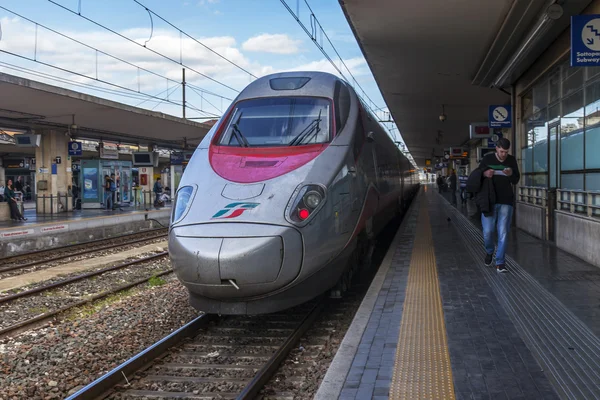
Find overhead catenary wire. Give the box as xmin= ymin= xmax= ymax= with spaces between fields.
xmin=0 ymin=61 xmax=164 ymax=103
xmin=279 ymin=0 xmax=416 ymax=166
xmin=0 ymin=5 xmax=227 ymax=118
xmin=132 ymin=0 xmax=258 ymax=80
xmin=46 ymin=0 xmax=243 ymax=93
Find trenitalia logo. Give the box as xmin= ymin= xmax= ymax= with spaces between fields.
xmin=211 ymin=202 xmax=259 ymax=219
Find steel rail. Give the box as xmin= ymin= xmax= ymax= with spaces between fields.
xmin=0 ymin=232 xmax=167 ymax=274
xmin=63 ymin=298 xmax=326 ymax=400
xmin=65 ymin=312 xmax=217 ymax=400
xmin=0 ymin=269 xmax=173 ymax=338
xmin=0 ymin=252 xmax=168 ymax=304
xmin=237 ymin=298 xmax=325 ymax=400
xmin=0 ymin=228 xmax=167 ymax=263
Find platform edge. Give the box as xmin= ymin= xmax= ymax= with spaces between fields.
xmin=313 ymin=189 xmax=421 ymax=400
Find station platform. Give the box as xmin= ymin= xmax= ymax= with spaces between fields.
xmin=0 ymin=205 xmax=171 ymax=257
xmin=316 ymin=186 xmax=600 ymax=400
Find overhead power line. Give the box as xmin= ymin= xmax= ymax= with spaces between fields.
xmin=132 ymin=0 xmax=258 ymax=79
xmin=0 ymin=5 xmax=229 ymax=118
xmin=279 ymin=0 xmax=416 ymax=166
xmin=47 ymin=0 xmax=246 ymax=93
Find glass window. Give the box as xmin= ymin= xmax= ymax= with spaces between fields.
xmin=561 ymin=174 xmax=584 ymax=190
xmin=562 ymin=66 xmax=583 ymax=98
xmin=585 ymin=80 xmax=600 ymax=127
xmin=533 ymin=80 xmax=548 ymax=111
xmin=561 ymin=128 xmax=584 ymax=171
xmin=521 ymin=91 xmax=533 ymax=120
xmin=586 ymin=126 xmax=600 ymax=169
xmin=587 ymin=173 xmax=600 ymax=191
xmin=586 ymin=66 xmax=600 ymax=81
xmin=521 ymin=147 xmax=533 ymax=173
xmin=532 ymin=110 xmax=548 ymax=174
xmin=523 ymin=175 xmax=534 ymax=186
xmin=548 ymin=103 xmax=560 ymax=124
xmin=532 ymin=174 xmax=548 ymax=187
xmin=217 ymin=97 xmax=331 ymax=147
xmin=533 ymin=135 xmax=548 ymax=173
xmin=562 ymin=90 xmax=584 ymax=118
xmin=550 ymin=127 xmax=558 ymax=187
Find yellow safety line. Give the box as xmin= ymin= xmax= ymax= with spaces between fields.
xmin=390 ymin=199 xmax=455 ymax=399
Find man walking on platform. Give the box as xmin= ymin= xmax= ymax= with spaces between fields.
xmin=479 ymin=138 xmax=520 ymax=273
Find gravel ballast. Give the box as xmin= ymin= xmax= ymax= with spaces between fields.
xmin=0 ymin=279 xmax=199 ymax=400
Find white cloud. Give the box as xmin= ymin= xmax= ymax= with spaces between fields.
xmin=0 ymin=17 xmax=372 ymax=120
xmin=242 ymin=34 xmax=302 ymax=55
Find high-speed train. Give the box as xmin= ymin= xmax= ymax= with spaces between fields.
xmin=168 ymin=71 xmax=419 ymax=315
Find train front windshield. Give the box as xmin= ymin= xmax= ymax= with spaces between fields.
xmin=218 ymin=97 xmax=331 ymax=147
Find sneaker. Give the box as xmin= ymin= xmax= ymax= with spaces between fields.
xmin=484 ymin=253 xmax=493 ymax=266
xmin=496 ymin=264 xmax=508 ymax=273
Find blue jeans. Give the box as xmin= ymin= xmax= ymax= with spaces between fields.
xmin=104 ymin=192 xmax=113 ymax=210
xmin=481 ymin=204 xmax=513 ymax=266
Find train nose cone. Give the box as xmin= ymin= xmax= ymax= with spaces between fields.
xmin=168 ymin=223 xmax=303 ymax=299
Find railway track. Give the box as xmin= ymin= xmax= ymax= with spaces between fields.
xmin=60 ymin=214 xmax=404 ymax=400
xmin=0 ymin=228 xmax=168 ymax=276
xmin=66 ymin=299 xmax=325 ymax=400
xmin=0 ymin=252 xmax=171 ymax=338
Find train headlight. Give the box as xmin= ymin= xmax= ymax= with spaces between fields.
xmin=304 ymin=191 xmax=322 ymax=208
xmin=285 ymin=184 xmax=326 ymax=226
xmin=172 ymin=185 xmax=195 ymax=224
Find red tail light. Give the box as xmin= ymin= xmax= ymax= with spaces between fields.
xmin=298 ymin=209 xmax=310 ymax=220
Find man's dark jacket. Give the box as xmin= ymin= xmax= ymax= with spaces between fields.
xmin=466 ymin=168 xmax=496 ymax=216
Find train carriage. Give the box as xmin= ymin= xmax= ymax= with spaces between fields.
xmin=168 ymin=71 xmax=418 ymax=315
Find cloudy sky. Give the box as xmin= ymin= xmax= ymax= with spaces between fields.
xmin=0 ymin=0 xmax=405 ymax=146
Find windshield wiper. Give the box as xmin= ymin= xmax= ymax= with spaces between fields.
xmin=229 ymin=112 xmax=249 ymax=147
xmin=288 ymin=110 xmax=322 ymax=146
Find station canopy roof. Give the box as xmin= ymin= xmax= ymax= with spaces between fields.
xmin=0 ymin=72 xmax=212 ymax=149
xmin=339 ymin=0 xmax=593 ymax=166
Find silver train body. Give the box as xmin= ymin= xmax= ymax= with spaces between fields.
xmin=168 ymin=71 xmax=419 ymax=315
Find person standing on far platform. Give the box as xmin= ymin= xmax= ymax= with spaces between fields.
xmin=449 ymin=170 xmax=457 ymax=206
xmin=104 ymin=175 xmax=113 ymax=210
xmin=153 ymin=177 xmax=163 ymax=207
xmin=458 ymin=171 xmax=468 ymax=204
xmin=436 ymin=175 xmax=443 ymax=193
xmin=479 ymin=138 xmax=520 ymax=273
xmin=5 ymin=179 xmax=27 ymax=221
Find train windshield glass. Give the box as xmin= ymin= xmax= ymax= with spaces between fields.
xmin=218 ymin=97 xmax=331 ymax=147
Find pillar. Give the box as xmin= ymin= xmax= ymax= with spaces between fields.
xmin=34 ymin=130 xmax=73 ymax=214
xmin=138 ymin=166 xmax=154 ymax=206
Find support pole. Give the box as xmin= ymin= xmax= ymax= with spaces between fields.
xmin=182 ymin=68 xmax=186 ymax=119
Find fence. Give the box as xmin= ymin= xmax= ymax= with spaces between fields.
xmin=557 ymin=190 xmax=600 ymax=219
xmin=35 ymin=194 xmax=73 ymax=214
xmin=518 ymin=186 xmax=548 ymax=207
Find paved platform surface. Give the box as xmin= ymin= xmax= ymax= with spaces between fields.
xmin=316 ymin=186 xmax=600 ymax=399
xmin=0 ymin=204 xmax=171 ymax=231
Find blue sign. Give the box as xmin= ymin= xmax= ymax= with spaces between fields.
xmin=571 ymin=15 xmax=600 ymax=66
xmin=488 ymin=105 xmax=512 ymax=128
xmin=487 ymin=131 xmax=503 ymax=148
xmin=170 ymin=152 xmax=184 ymax=165
xmin=68 ymin=141 xmax=83 ymax=156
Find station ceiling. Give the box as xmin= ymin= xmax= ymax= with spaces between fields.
xmin=339 ymin=0 xmax=593 ymax=166
xmin=0 ymin=73 xmax=212 ymax=149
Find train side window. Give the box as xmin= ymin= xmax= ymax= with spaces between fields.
xmin=334 ymin=81 xmax=351 ymax=134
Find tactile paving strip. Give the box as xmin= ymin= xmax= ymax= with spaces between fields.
xmin=390 ymin=200 xmax=455 ymax=399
